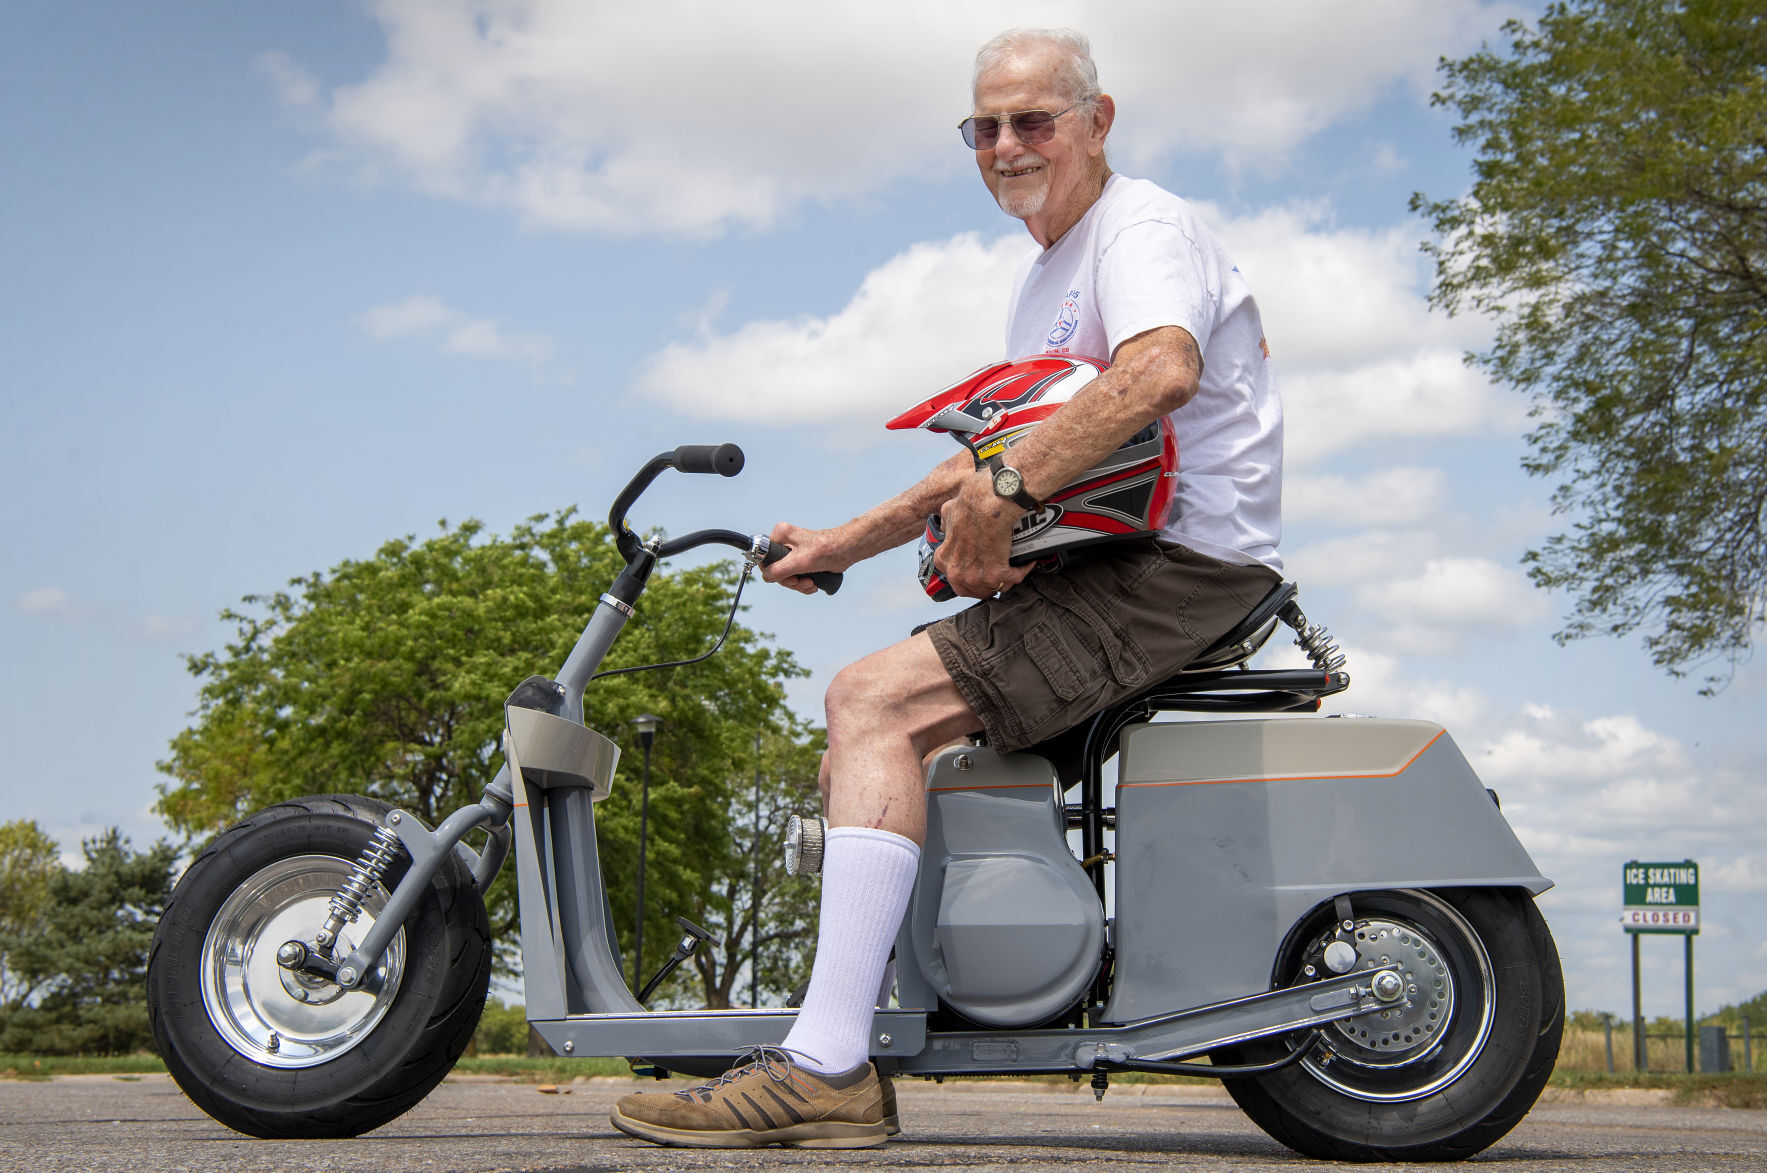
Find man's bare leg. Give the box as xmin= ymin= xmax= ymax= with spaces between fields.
xmin=779 ymin=632 xmax=979 ymax=1073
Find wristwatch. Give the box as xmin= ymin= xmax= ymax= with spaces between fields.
xmin=991 ymin=463 xmax=1041 ymax=511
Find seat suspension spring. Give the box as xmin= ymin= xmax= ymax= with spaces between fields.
xmin=314 ymin=824 xmax=402 ymax=956
xmin=1291 ymin=612 xmax=1347 ymax=673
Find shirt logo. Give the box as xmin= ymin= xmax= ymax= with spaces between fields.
xmin=1046 ymin=290 xmax=1081 ymax=348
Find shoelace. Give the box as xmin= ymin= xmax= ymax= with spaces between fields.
xmin=675 ymin=1044 xmax=801 ymax=1102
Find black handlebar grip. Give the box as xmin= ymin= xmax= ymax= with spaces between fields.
xmin=672 ymin=444 xmax=745 ymax=476
xmin=760 ymin=542 xmax=843 ymax=595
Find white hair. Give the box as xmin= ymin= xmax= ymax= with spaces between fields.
xmin=972 ymin=27 xmax=1103 ymax=110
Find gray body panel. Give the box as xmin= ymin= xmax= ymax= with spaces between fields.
xmin=506 ymin=706 xmax=643 ymax=1019
xmin=895 ymin=747 xmax=1105 ymax=1028
xmin=1103 ymin=717 xmax=1549 ymax=1022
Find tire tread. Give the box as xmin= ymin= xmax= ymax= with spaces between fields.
xmin=147 ymin=795 xmax=491 ymax=1139
xmin=1220 ymin=887 xmax=1563 ymax=1163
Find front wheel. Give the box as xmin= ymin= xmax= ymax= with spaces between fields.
xmin=1215 ymin=887 xmax=1563 ymax=1163
xmin=147 ymin=795 xmax=491 ymax=1138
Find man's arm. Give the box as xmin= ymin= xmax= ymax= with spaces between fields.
xmin=762 ymin=449 xmax=975 ymax=595
xmin=932 ymin=325 xmax=1202 ymax=598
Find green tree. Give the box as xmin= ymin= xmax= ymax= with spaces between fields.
xmin=1413 ymin=0 xmax=1767 ymax=689
xmin=0 ymin=830 xmax=177 ymax=1054
xmin=469 ymin=998 xmax=531 ymax=1055
xmin=677 ymin=725 xmax=825 ymax=1010
xmin=0 ymin=820 xmax=61 ymax=1010
xmin=156 ymin=512 xmax=815 ymax=988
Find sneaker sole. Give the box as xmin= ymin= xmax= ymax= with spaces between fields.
xmin=611 ymin=1107 xmax=887 ymax=1150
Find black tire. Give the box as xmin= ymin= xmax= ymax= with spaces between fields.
xmin=1215 ymin=887 xmax=1563 ymax=1163
xmin=147 ymin=795 xmax=491 ymax=1138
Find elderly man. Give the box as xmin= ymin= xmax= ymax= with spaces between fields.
xmin=611 ymin=27 xmax=1282 ymax=1149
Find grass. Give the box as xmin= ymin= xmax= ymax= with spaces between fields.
xmin=0 ymin=1054 xmax=171 ymax=1080
xmin=1549 ymin=1069 xmax=1767 ymax=1109
xmin=450 ymin=1055 xmax=631 ymax=1081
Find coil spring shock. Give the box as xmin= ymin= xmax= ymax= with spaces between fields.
xmin=1289 ymin=608 xmax=1348 ymax=673
xmin=314 ymin=824 xmax=402 ymax=956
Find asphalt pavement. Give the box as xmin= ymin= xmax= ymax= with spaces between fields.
xmin=3 ymin=1073 xmax=1764 ymax=1172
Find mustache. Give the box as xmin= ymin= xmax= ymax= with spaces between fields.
xmin=993 ymin=154 xmax=1044 ymax=174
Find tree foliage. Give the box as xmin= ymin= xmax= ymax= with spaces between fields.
xmin=155 ymin=512 xmax=819 ymax=1001
xmin=0 ymin=830 xmax=177 ymax=1054
xmin=682 ymin=726 xmax=824 ymax=1010
xmin=0 ymin=820 xmax=61 ymax=1009
xmin=1413 ymin=0 xmax=1767 ymax=688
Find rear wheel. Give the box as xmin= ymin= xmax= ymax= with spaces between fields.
xmin=1215 ymin=887 xmax=1562 ymax=1163
xmin=147 ymin=795 xmax=490 ymax=1138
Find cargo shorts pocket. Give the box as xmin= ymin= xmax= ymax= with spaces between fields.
xmin=1023 ymin=621 xmax=1085 ymax=703
xmin=1041 ymin=567 xmax=1154 ymax=690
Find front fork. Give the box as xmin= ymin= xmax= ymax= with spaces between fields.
xmin=288 ymin=774 xmax=516 ymax=990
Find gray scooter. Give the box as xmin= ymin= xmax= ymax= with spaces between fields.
xmin=145 ymin=444 xmax=1563 ymax=1162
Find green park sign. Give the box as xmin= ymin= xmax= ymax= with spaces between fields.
xmin=1621 ymin=860 xmax=1699 ymax=934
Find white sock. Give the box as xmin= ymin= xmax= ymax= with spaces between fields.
xmin=781 ymin=827 xmax=919 ymax=1074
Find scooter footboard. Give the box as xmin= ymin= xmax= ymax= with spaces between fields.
xmin=1103 ymin=718 xmax=1548 ymax=1023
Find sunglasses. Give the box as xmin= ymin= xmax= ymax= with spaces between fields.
xmin=958 ymin=104 xmax=1079 ymax=150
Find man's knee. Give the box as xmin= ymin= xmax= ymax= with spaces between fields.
xmin=824 ymin=659 xmax=881 ymax=725
xmin=824 ymin=647 xmax=919 ymax=729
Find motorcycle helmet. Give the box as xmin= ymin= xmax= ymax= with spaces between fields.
xmin=887 ymin=355 xmax=1179 ymax=602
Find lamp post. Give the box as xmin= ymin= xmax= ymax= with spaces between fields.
xmin=632 ymin=713 xmax=662 ymax=990
xmin=751 ymin=728 xmax=762 ymax=1008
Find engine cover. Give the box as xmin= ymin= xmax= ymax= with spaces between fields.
xmin=899 ymin=747 xmax=1104 ymax=1028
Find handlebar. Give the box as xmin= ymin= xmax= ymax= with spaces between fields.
xmin=671 ymin=443 xmax=744 ymax=477
xmin=761 ymin=541 xmax=844 ymax=596
xmin=607 ymin=445 xmax=842 ymax=594
xmin=609 ymin=445 xmax=744 ymax=562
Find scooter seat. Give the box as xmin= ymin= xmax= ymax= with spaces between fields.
xmin=1180 ymin=581 xmax=1296 ymax=672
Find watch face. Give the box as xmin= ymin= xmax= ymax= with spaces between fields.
xmin=994 ymin=467 xmax=1023 ymax=497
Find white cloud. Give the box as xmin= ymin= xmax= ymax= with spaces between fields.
xmin=17 ymin=587 xmax=69 ymax=615
xmin=1281 ymin=354 xmax=1522 ymax=468
xmin=1480 ymin=709 xmax=1689 ymax=788
xmin=1278 ymin=529 xmax=1440 ymax=589
xmin=636 ymin=232 xmax=1026 ymax=425
xmin=1354 ymin=556 xmax=1547 ymax=653
xmin=359 ymin=294 xmax=455 ymax=338
xmin=142 ymin=614 xmax=199 ymax=641
xmin=356 ymin=294 xmax=559 ymax=376
xmin=1286 ymin=467 xmax=1448 ymax=526
xmin=277 ymin=0 xmax=1521 ymax=236
xmin=1702 ymin=856 xmax=1767 ymax=894
xmin=257 ymin=50 xmax=319 ymax=108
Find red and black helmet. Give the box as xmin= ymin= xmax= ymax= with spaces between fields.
xmin=887 ymin=355 xmax=1179 ymax=602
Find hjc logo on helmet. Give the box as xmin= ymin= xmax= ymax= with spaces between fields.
xmin=887 ymin=355 xmax=1179 ymax=601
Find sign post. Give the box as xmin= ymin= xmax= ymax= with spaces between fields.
xmin=1622 ymin=860 xmax=1700 ymax=1072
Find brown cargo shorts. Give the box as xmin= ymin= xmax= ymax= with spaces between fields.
xmin=925 ymin=538 xmax=1281 ymax=756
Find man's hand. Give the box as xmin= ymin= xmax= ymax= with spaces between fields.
xmin=932 ymin=469 xmax=1034 ymax=598
xmin=762 ymin=522 xmax=854 ymax=595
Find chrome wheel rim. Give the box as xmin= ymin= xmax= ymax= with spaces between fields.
xmin=1296 ymin=890 xmax=1496 ymax=1103
xmin=199 ymin=853 xmax=405 ymax=1069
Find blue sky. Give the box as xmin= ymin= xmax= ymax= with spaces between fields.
xmin=4 ymin=0 xmax=1761 ymax=1022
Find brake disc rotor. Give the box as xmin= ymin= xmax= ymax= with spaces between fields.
xmin=1325 ymin=918 xmax=1454 ymax=1058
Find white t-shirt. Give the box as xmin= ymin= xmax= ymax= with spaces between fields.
xmin=1005 ymin=174 xmax=1283 ymax=571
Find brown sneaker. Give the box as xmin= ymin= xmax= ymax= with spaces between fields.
xmin=611 ymin=1046 xmax=886 ymax=1149
xmin=879 ymin=1071 xmax=900 ymax=1136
